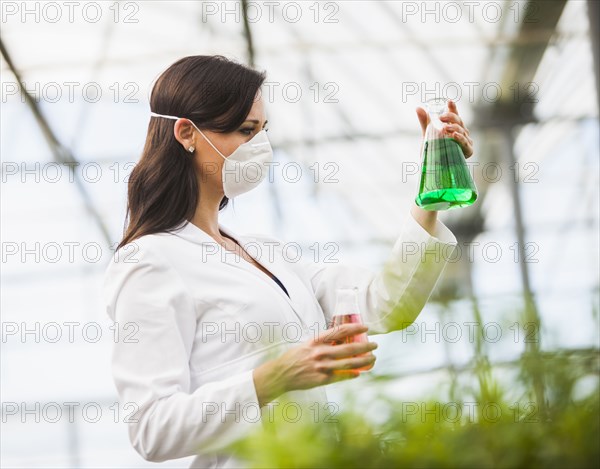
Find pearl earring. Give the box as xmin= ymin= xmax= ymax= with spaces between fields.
xmin=188 ymin=146 xmax=195 ymax=153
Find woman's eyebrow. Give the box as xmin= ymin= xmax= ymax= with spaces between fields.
xmin=243 ymin=119 xmax=268 ymax=126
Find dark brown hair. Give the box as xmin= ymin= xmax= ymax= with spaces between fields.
xmin=117 ymin=55 xmax=266 ymax=250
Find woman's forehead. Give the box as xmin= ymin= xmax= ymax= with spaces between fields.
xmin=246 ymin=95 xmax=267 ymax=122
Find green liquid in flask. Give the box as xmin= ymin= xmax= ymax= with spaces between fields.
xmin=416 ymin=137 xmax=477 ymax=211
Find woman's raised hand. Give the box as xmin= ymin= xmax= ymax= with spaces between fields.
xmin=416 ymin=99 xmax=474 ymax=158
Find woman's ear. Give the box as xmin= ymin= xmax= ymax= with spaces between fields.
xmin=173 ymin=119 xmax=197 ymax=152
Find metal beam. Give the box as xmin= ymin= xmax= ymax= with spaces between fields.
xmin=588 ymin=0 xmax=600 ymax=112
xmin=0 ymin=37 xmax=112 ymax=246
xmin=474 ymin=0 xmax=568 ymax=416
xmin=241 ymin=0 xmax=256 ymax=67
xmin=240 ymin=0 xmax=285 ymax=224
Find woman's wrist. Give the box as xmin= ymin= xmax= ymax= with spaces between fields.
xmin=252 ymin=358 xmax=288 ymax=408
xmin=410 ymin=203 xmax=438 ymax=236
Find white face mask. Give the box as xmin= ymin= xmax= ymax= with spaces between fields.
xmin=150 ymin=111 xmax=273 ymax=198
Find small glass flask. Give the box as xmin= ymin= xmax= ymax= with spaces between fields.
xmin=329 ymin=287 xmax=371 ymax=372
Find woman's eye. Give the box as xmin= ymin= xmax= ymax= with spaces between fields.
xmin=239 ymin=128 xmax=254 ymax=135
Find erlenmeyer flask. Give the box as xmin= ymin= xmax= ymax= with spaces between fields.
xmin=415 ymin=98 xmax=478 ymax=210
xmin=328 ymin=287 xmax=372 ymax=372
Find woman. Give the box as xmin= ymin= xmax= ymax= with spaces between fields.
xmin=103 ymin=55 xmax=470 ymax=468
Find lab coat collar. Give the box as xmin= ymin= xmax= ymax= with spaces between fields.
xmin=168 ymin=219 xmax=228 ymax=245
xmin=170 ymin=221 xmax=273 ymax=257
xmin=170 ymin=220 xmax=312 ymax=328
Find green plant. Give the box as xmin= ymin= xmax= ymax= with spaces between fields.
xmin=231 ymin=354 xmax=600 ymax=469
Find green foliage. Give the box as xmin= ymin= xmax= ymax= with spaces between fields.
xmin=231 ymin=298 xmax=599 ymax=468
xmin=231 ymin=355 xmax=600 ymax=469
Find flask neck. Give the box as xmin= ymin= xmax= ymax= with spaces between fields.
xmin=425 ymin=98 xmax=448 ymax=132
xmin=428 ymin=109 xmax=445 ymax=120
xmin=333 ymin=287 xmax=361 ymax=316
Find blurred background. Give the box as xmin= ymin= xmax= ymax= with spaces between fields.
xmin=1 ymin=0 xmax=598 ymax=467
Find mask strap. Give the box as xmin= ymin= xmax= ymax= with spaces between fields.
xmin=150 ymin=111 xmax=226 ymax=159
xmin=150 ymin=111 xmax=180 ymax=120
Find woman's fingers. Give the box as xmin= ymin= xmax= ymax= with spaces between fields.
xmin=443 ymin=123 xmax=469 ymax=137
xmin=315 ymin=323 xmax=368 ymax=344
xmin=427 ymin=100 xmax=473 ymax=158
xmin=447 ymin=99 xmax=460 ymax=115
xmin=325 ymin=353 xmax=377 ymax=372
xmin=439 ymin=100 xmax=473 ymax=157
xmin=439 ymin=111 xmax=464 ymax=127
xmin=450 ymin=131 xmax=474 ymax=158
xmin=280 ymin=325 xmax=378 ymax=391
xmin=441 ymin=100 xmax=465 ymax=127
xmin=320 ymin=341 xmax=378 ymax=359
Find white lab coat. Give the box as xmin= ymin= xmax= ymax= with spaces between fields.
xmin=103 ymin=211 xmax=457 ymax=468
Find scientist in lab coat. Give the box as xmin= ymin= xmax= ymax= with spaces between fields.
xmin=103 ymin=55 xmax=472 ymax=468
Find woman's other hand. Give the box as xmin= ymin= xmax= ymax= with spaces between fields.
xmin=253 ymin=323 xmax=377 ymax=407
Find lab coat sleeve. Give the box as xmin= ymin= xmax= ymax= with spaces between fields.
xmin=300 ymin=211 xmax=458 ymax=334
xmin=104 ymin=244 xmax=262 ymax=462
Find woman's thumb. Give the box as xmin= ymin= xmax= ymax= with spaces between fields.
xmin=416 ymin=107 xmax=429 ymax=135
